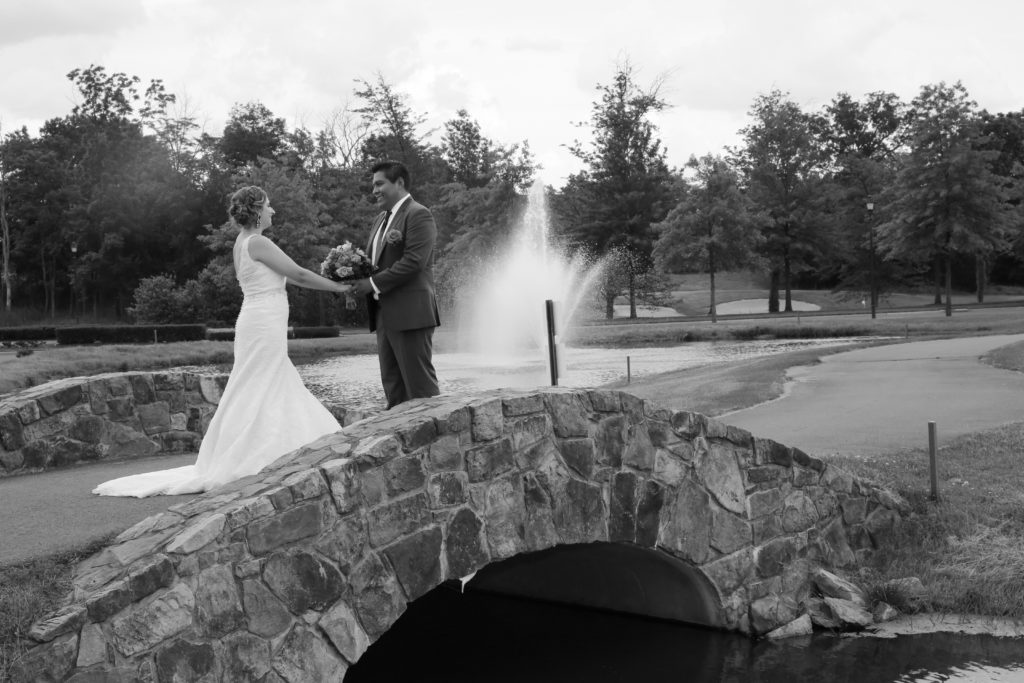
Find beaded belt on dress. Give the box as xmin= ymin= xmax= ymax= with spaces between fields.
xmin=243 ymin=290 xmax=287 ymax=303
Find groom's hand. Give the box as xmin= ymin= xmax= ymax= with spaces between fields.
xmin=351 ymin=279 xmax=374 ymax=297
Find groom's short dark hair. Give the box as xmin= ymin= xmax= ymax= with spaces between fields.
xmin=371 ymin=160 xmax=410 ymax=189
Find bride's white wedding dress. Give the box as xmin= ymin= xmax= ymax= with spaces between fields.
xmin=93 ymin=235 xmax=341 ymax=497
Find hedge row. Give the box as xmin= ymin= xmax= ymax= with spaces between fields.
xmin=0 ymin=326 xmax=57 ymax=341
xmin=206 ymin=326 xmax=341 ymax=342
xmin=56 ymin=325 xmax=208 ymax=345
xmin=3 ymin=324 xmax=342 ymax=345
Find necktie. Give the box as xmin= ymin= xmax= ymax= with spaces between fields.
xmin=373 ymin=210 xmax=391 ymax=264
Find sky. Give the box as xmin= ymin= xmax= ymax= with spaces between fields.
xmin=2 ymin=0 xmax=1023 ymax=188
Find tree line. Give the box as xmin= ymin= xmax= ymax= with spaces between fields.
xmin=1 ymin=62 xmax=1022 ymax=327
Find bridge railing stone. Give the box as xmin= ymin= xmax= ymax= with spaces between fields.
xmin=11 ymin=388 xmax=910 ymax=682
xmin=0 ymin=373 xmax=372 ymax=477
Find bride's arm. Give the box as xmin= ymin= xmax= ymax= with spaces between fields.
xmin=248 ymin=236 xmax=350 ymax=293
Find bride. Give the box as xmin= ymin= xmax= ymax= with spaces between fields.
xmin=94 ymin=186 xmax=351 ymax=497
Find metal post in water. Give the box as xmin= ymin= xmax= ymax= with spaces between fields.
xmin=627 ymin=356 xmax=631 ymax=383
xmin=928 ymin=421 xmax=939 ymax=502
xmin=545 ymin=299 xmax=558 ymax=386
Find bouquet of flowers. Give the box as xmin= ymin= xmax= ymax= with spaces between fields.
xmin=321 ymin=241 xmax=372 ymax=309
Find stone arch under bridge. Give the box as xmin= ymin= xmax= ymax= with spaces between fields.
xmin=13 ymin=388 xmax=909 ymax=682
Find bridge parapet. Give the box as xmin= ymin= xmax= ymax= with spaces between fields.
xmin=12 ymin=388 xmax=909 ymax=681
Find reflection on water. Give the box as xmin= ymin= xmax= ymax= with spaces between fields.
xmin=298 ymin=338 xmax=867 ymax=407
xmin=345 ymin=586 xmax=1024 ymax=683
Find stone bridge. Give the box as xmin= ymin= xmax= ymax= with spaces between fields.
xmin=13 ymin=388 xmax=908 ymax=681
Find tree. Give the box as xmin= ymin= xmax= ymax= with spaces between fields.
xmin=814 ymin=92 xmax=911 ymax=314
xmin=218 ymin=102 xmax=287 ymax=168
xmin=440 ymin=109 xmax=536 ymax=191
xmin=653 ymin=156 xmax=764 ymax=322
xmin=555 ymin=60 xmax=674 ymax=319
xmin=0 ymin=122 xmax=11 ymax=313
xmin=730 ymin=89 xmax=825 ymax=312
xmin=878 ymin=82 xmax=1015 ymax=316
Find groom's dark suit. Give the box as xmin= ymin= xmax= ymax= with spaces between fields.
xmin=364 ymin=195 xmax=441 ymax=408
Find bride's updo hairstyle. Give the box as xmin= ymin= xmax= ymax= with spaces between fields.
xmin=228 ymin=185 xmax=268 ymax=228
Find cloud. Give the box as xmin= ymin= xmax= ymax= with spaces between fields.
xmin=0 ymin=0 xmax=145 ymax=47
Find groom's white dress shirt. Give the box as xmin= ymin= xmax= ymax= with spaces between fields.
xmin=370 ymin=193 xmax=411 ymax=296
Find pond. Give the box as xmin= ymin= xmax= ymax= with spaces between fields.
xmin=295 ymin=337 xmax=870 ymax=406
xmin=345 ymin=585 xmax=1024 ymax=682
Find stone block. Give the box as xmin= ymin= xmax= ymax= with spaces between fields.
xmin=15 ymin=399 xmax=42 ymax=425
xmin=242 ymin=578 xmax=293 ymax=638
xmin=105 ymin=396 xmax=136 ymax=421
xmin=552 ymin=477 xmax=606 ymax=546
xmin=636 ymin=480 xmax=665 ymax=548
xmin=247 ymin=501 xmax=324 ymax=555
xmin=608 ymin=471 xmax=639 ymax=542
xmin=483 ymin=475 xmax=527 ymax=559
xmin=502 ymin=393 xmax=546 ymax=416
xmin=428 ymin=471 xmax=467 ymax=507
xmin=747 ymin=488 xmax=784 ymax=519
xmin=349 ymin=553 xmax=406 ymax=638
xmin=699 ymin=443 xmax=746 ymax=515
xmin=76 ymin=623 xmax=109 ymax=669
xmin=702 ymin=548 xmax=755 ymax=593
xmin=510 ymin=414 xmax=551 ymax=451
xmin=154 ymin=638 xmax=216 ymax=682
xmin=558 ymin=437 xmax=595 ymax=479
xmin=711 ymin=507 xmax=752 ymax=554
xmin=166 ymin=513 xmax=226 ymax=554
xmin=110 ymin=583 xmax=195 ymax=657
xmin=0 ymin=411 xmax=25 ymax=454
xmin=465 ymin=436 xmax=514 ymax=483
xmin=396 ymin=417 xmax=437 ymax=450
xmin=194 ymin=564 xmax=245 ymax=637
xmin=594 ymin=415 xmax=625 ymax=467
xmin=320 ymin=599 xmax=370 ymax=664
xmin=385 ymin=455 xmax=426 ymax=495
xmin=586 ymin=390 xmax=621 ymax=412
xmin=660 ymin=478 xmax=713 ymax=564
xmin=623 ymin=426 xmax=655 ymax=471
xmin=37 ymin=385 xmax=83 ymax=415
xmin=264 ymin=550 xmax=346 ymax=614
xmin=70 ymin=415 xmax=107 ymax=444
xmin=218 ymin=631 xmax=272 ymax=682
xmin=383 ymin=527 xmax=443 ymax=601
xmin=0 ymin=448 xmax=24 ymax=471
xmin=272 ymin=625 xmax=349 ymax=682
xmin=198 ymin=375 xmax=225 ymax=404
xmin=128 ymin=374 xmax=156 ymax=404
xmin=137 ymin=402 xmax=171 ymax=435
xmin=543 ymin=393 xmax=590 ymax=438
xmin=28 ymin=604 xmax=86 ymax=643
xmin=427 ymin=434 xmax=462 ymax=471
xmin=9 ymin=632 xmax=78 ymax=683
xmin=446 ymin=507 xmax=489 ymax=577
xmin=366 ymin=493 xmax=430 ymax=547
xmin=781 ymin=491 xmax=819 ymax=532
xmin=754 ymin=536 xmax=799 ymax=578
xmin=469 ymin=398 xmax=503 ymax=441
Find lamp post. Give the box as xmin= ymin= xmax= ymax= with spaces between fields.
xmin=866 ymin=202 xmax=876 ymax=320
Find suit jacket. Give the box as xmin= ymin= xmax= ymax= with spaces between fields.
xmin=364 ymin=197 xmax=441 ymax=333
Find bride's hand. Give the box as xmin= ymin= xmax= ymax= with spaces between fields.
xmin=336 ymin=282 xmax=353 ymax=294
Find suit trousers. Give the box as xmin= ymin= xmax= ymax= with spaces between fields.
xmin=375 ymin=309 xmax=440 ymax=409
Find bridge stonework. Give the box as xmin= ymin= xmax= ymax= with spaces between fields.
xmin=13 ymin=388 xmax=909 ymax=681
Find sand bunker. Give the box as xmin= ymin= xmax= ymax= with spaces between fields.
xmin=715 ymin=299 xmax=820 ymax=315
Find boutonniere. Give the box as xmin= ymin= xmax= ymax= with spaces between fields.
xmin=384 ymin=229 xmax=403 ymax=245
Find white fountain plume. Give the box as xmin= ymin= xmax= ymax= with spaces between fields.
xmin=459 ymin=182 xmax=605 ymax=361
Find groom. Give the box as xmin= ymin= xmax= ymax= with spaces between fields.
xmin=351 ymin=160 xmax=441 ymax=409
